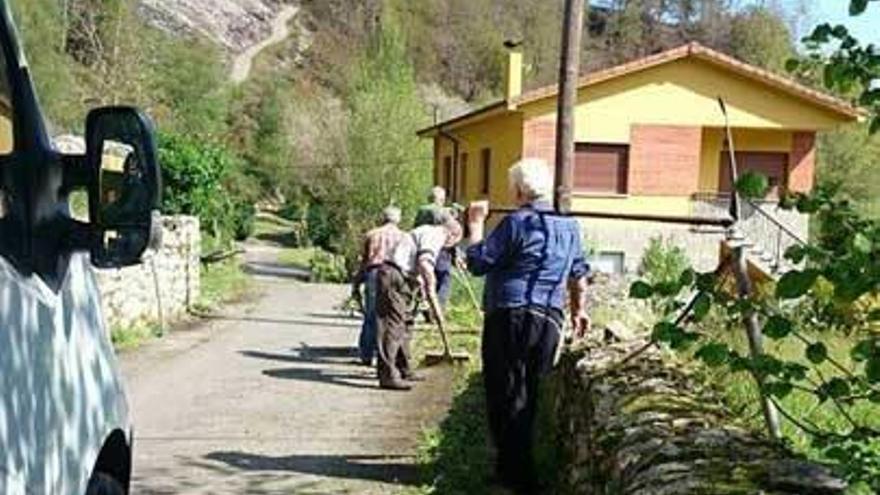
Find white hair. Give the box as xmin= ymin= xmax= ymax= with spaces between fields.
xmin=508 ymin=158 xmax=553 ymax=202
xmin=382 ymin=206 xmax=402 ymax=225
xmin=429 ymin=186 xmax=447 ymax=204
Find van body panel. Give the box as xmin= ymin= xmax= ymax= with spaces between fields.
xmin=0 ymin=252 xmax=131 ymax=494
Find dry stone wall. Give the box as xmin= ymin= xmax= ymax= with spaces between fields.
xmin=95 ymin=216 xmax=200 ymax=329
xmin=551 ymin=335 xmax=847 ymax=494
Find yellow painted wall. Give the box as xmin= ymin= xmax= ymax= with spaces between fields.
xmin=698 ymin=127 xmax=793 ymax=192
xmin=521 ymin=58 xmax=848 ymax=143
xmin=435 ymin=112 xmax=523 ymax=209
xmin=571 ymin=195 xmax=693 ymax=216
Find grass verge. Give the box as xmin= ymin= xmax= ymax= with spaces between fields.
xmin=406 ymin=273 xmax=497 ymax=494
xmin=111 ymin=322 xmax=163 ymax=351
xmin=194 ymin=257 xmax=252 ymax=312
xmin=690 ymin=313 xmax=880 ymax=494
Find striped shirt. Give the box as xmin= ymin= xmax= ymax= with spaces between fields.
xmin=361 ymin=223 xmax=405 ymax=269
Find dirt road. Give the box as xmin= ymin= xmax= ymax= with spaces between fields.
xmin=123 ymin=247 xmax=453 ymax=494
xmin=230 ymin=5 xmax=300 ymax=84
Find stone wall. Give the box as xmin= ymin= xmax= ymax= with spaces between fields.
xmin=95 ymin=216 xmax=201 ymax=329
xmin=551 ymin=335 xmax=846 ymax=494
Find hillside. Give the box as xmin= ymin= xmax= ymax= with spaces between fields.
xmin=137 ymin=0 xmax=284 ymax=54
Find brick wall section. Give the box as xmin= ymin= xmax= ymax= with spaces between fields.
xmin=789 ymin=131 xmax=816 ymax=193
xmin=522 ymin=116 xmax=556 ymax=166
xmin=629 ymin=125 xmax=702 ymax=195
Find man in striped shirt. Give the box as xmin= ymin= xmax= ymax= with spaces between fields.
xmin=354 ymin=207 xmax=405 ymax=366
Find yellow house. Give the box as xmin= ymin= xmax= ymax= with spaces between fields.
xmin=418 ymin=42 xmax=861 ymax=273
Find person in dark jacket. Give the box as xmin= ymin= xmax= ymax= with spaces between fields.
xmin=466 ymin=158 xmax=591 ymax=493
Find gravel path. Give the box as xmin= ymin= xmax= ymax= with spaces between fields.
xmin=122 ymin=246 xmax=453 ymax=494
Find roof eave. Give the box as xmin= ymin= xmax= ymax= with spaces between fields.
xmin=416 ymin=101 xmax=508 ymax=137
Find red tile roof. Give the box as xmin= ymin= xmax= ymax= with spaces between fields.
xmin=418 ymin=42 xmax=862 ymax=136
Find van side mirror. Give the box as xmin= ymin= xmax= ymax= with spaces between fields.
xmin=85 ymin=107 xmax=161 ymax=268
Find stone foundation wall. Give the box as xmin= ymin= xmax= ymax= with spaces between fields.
xmin=95 ymin=216 xmax=201 ymax=329
xmin=579 ymin=217 xmax=725 ymax=273
xmin=551 ymin=337 xmax=846 ymax=494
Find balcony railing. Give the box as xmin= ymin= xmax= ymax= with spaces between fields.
xmin=691 ymin=192 xmax=808 ymax=274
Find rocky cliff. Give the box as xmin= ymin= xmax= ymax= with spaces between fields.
xmin=137 ymin=0 xmax=285 ymax=53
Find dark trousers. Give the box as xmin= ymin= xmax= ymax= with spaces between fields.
xmin=376 ymin=265 xmax=415 ymax=385
xmin=482 ymin=306 xmax=561 ymax=491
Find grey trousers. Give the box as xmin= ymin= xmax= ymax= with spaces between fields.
xmin=375 ymin=264 xmax=415 ymax=385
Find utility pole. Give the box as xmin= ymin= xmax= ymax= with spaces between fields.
xmin=554 ymin=0 xmax=585 ymax=214
xmin=718 ymin=97 xmax=782 ymax=441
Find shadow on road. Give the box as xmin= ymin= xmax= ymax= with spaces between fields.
xmin=205 ymin=452 xmax=421 ymax=485
xmin=306 ymin=312 xmax=361 ymax=321
xmin=202 ymin=315 xmax=359 ymax=329
xmin=243 ymin=261 xmax=311 ymax=281
xmin=240 ymin=349 xmax=364 ymax=367
xmin=262 ymin=366 xmax=378 ymax=390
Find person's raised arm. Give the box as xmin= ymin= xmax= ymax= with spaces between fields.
xmin=465 ymin=201 xmax=516 ymax=276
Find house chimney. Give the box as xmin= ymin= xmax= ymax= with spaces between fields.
xmin=504 ymin=40 xmax=523 ymax=107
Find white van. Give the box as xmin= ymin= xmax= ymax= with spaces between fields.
xmin=0 ymin=1 xmax=161 ymax=493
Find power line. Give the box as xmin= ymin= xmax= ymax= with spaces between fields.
xmin=284 ymin=156 xmax=435 ymax=170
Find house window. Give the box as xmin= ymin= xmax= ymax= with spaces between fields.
xmin=718 ymin=151 xmax=788 ymax=198
xmin=590 ymin=251 xmax=626 ymax=274
xmin=574 ymin=143 xmax=629 ymax=194
xmin=459 ymin=152 xmax=468 ymax=201
xmin=443 ymin=155 xmax=453 ymax=193
xmin=480 ymin=148 xmax=491 ymax=195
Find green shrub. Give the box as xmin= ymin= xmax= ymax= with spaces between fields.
xmin=158 ymin=132 xmax=256 ymax=244
xmin=639 ymin=236 xmax=691 ymax=287
xmin=231 ymin=200 xmax=256 ymax=241
xmin=309 ymin=251 xmax=348 ymax=283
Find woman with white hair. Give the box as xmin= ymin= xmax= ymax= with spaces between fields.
xmin=466 ymin=158 xmax=591 ymax=493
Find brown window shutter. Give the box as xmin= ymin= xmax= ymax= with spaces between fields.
xmin=459 ymin=153 xmax=469 ymax=201
xmin=444 ymin=156 xmax=453 ymax=191
xmin=481 ymin=148 xmax=491 ymax=194
xmin=718 ymin=151 xmax=788 ymax=198
xmin=574 ymin=144 xmax=629 ymax=194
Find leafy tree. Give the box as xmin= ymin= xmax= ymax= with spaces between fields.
xmin=158 ymin=132 xmax=256 ymax=243
xmin=729 ymin=5 xmax=794 ymax=73
xmin=790 ymin=1 xmax=880 ymax=133
xmin=314 ymin=12 xmax=431 ymax=267
xmin=816 ymin=125 xmax=880 ymax=218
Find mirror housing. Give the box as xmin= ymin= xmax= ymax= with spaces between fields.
xmin=85 ymin=107 xmax=161 ymax=268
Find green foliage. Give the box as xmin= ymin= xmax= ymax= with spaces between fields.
xmin=735 ymin=171 xmax=769 ymax=199
xmin=310 ymin=13 xmax=431 ymax=267
xmin=728 ymin=5 xmax=794 ymax=73
xmin=791 ymin=2 xmax=880 ymax=134
xmin=10 ymin=0 xmax=230 ymax=138
xmin=816 ymin=125 xmax=880 ymax=218
xmin=629 ymin=186 xmax=880 ymax=489
xmin=158 ymin=132 xmax=256 ymax=244
xmin=638 ymin=236 xmax=692 ymax=288
xmin=195 ymin=258 xmax=251 ymax=313
xmin=308 ymin=251 xmax=348 ymax=283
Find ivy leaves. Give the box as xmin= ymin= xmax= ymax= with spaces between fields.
xmin=776 ymin=269 xmax=820 ymax=299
